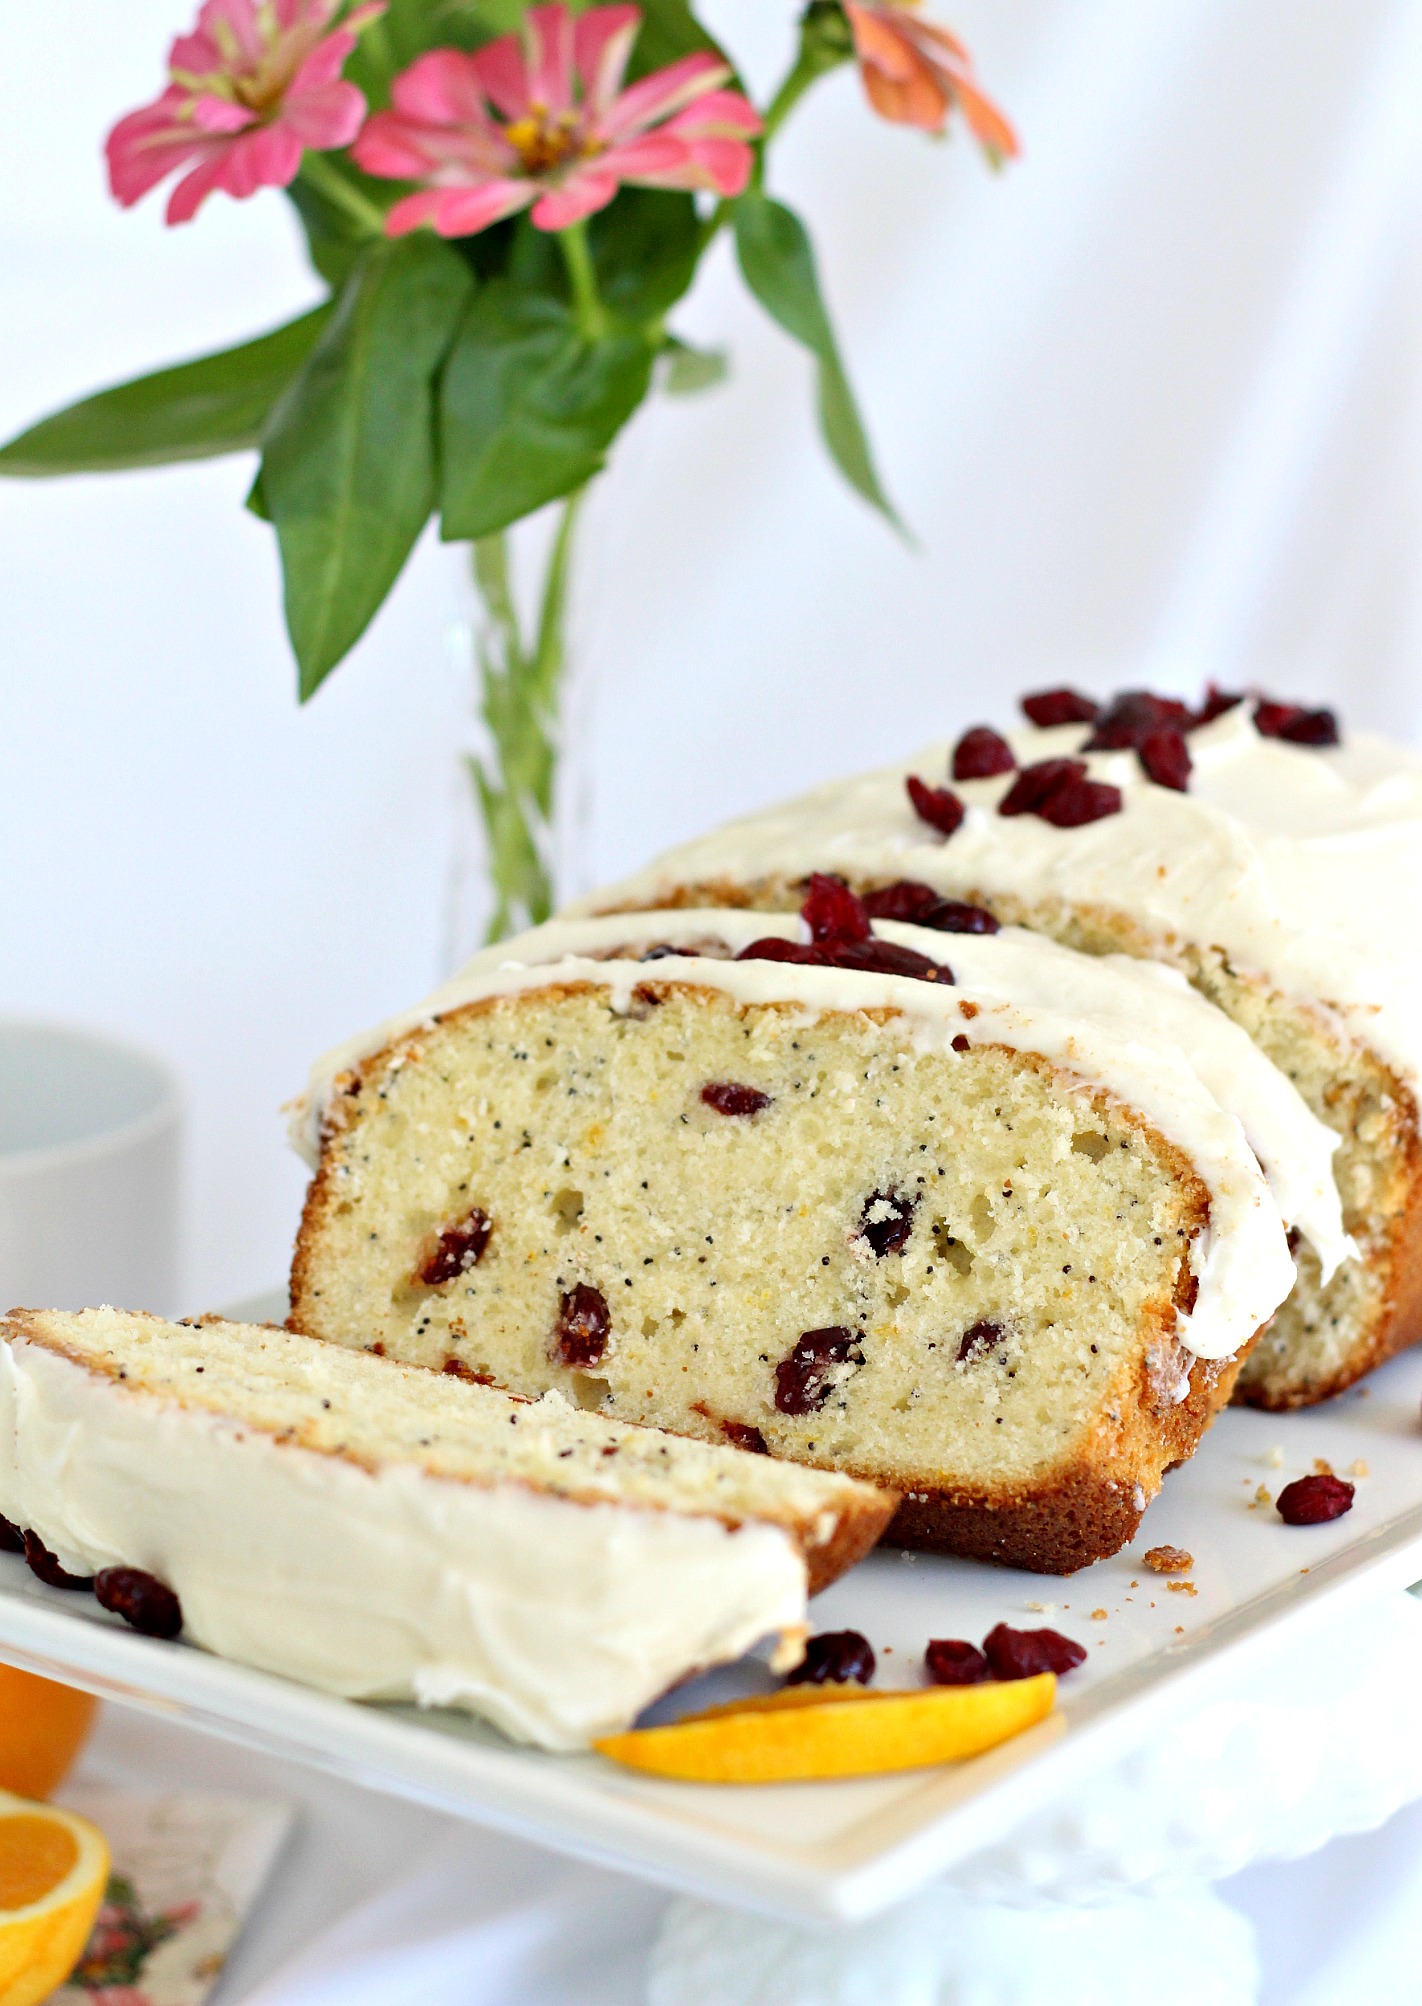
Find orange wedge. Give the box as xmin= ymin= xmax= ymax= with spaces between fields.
xmin=595 ymin=1674 xmax=1055 ymax=1783
xmin=0 ymin=1669 xmax=97 ymax=1800
xmin=0 ymin=1790 xmax=109 ymax=2006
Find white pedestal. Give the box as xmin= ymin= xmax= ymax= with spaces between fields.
xmin=647 ymin=1591 xmax=1422 ymax=2006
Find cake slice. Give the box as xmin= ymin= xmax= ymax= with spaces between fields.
xmin=585 ymin=690 xmax=1420 ymax=1408
xmin=287 ymin=903 xmax=1297 ymax=1571
xmin=0 ymin=1308 xmax=892 ymax=1751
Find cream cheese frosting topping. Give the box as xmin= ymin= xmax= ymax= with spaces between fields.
xmin=295 ymin=908 xmax=1299 ymax=1361
xmin=585 ymin=707 xmax=1422 ymax=1083
xmin=0 ymin=1316 xmax=830 ymax=1751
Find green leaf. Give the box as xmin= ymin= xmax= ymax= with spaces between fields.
xmin=0 ymin=308 xmax=331 ymax=477
xmin=660 ymin=338 xmax=729 ymax=396
xmin=629 ymin=0 xmax=731 ymax=78
xmin=259 ymin=236 xmax=474 ymax=699
xmin=588 ymin=189 xmax=701 ymax=323
xmin=732 ymin=191 xmax=901 ymax=529
xmin=440 ymin=282 xmax=653 ymax=541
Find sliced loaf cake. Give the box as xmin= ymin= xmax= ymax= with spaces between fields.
xmin=288 ymin=903 xmax=1297 ymax=1571
xmin=0 ymin=1308 xmax=891 ymax=1750
xmin=584 ymin=691 xmax=1420 ymax=1408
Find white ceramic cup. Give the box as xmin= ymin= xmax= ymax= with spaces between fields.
xmin=0 ymin=1017 xmax=182 ymax=1315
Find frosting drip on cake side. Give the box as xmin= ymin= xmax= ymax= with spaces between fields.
xmin=293 ymin=908 xmax=1300 ymax=1362
xmin=583 ymin=708 xmax=1422 ymax=1082
xmin=0 ymin=1335 xmax=809 ymax=1751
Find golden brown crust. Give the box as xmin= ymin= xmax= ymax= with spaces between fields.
xmin=881 ymin=1342 xmax=1247 ymax=1573
xmin=802 ymin=1491 xmax=898 ymax=1594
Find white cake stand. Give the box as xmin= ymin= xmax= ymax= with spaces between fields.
xmin=646 ymin=1589 xmax=1422 ymax=2006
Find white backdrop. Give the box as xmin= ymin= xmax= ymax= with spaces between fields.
xmin=4 ymin=0 xmax=1422 ymax=1308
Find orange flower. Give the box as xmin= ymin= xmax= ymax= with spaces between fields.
xmin=843 ymin=2 xmax=1017 ymax=160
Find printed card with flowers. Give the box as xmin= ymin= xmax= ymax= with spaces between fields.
xmin=50 ymin=1791 xmax=291 ymax=2006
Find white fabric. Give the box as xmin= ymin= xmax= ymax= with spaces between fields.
xmin=10 ymin=3 xmax=1422 ymax=1998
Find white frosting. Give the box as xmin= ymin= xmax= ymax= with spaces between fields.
xmin=294 ymin=908 xmax=1297 ymax=1362
xmin=0 ymin=1337 xmax=808 ymax=1752
xmin=587 ymin=707 xmax=1422 ymax=1086
xmin=892 ymin=925 xmax=1351 ymax=1282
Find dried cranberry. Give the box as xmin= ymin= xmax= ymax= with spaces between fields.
xmin=0 ymin=1515 xmax=22 ymax=1555
xmin=786 ymin=1629 xmax=876 ymax=1686
xmin=701 ymin=1081 xmax=773 ymax=1117
xmin=1253 ymin=699 xmax=1340 ymax=747
xmin=982 ymin=1623 xmax=1086 ymax=1679
xmin=857 ymin=1190 xmax=917 ymax=1257
xmin=721 ymin=1420 xmax=768 ymax=1454
xmin=23 ymin=1533 xmax=93 ymax=1591
xmin=774 ymin=1327 xmax=860 ymax=1415
xmin=418 ymin=1207 xmax=493 ymax=1287
xmin=998 ymin=758 xmax=1086 ymax=816
xmin=1138 ymin=728 xmax=1191 ymax=792
xmin=1194 ymin=683 xmax=1242 ymax=725
xmin=555 ymin=1284 xmax=611 ymax=1368
xmin=925 ymin=1638 xmax=990 ymax=1685
xmin=1037 ymin=777 xmax=1122 ymax=827
xmin=94 ymin=1567 xmax=183 ymax=1639
xmin=905 ymin=776 xmax=965 ymax=838
xmin=957 ymin=1319 xmax=1003 ymax=1363
xmin=823 ymin=938 xmax=952 ymax=984
xmin=923 ymin=900 xmax=1000 ymax=935
xmin=442 ymin=1357 xmax=493 ymax=1384
xmin=862 ymin=880 xmax=944 ymax=925
xmin=802 ymin=873 xmax=871 ymax=944
xmin=1276 ymin=1473 xmax=1354 ymax=1524
xmin=1083 ymin=690 xmax=1193 ymax=751
xmin=860 ymin=882 xmax=999 ymax=935
xmin=1021 ymin=688 xmax=1100 ymax=728
xmin=735 ymin=937 xmax=828 ymax=967
xmin=952 ymin=726 xmax=1016 ymax=780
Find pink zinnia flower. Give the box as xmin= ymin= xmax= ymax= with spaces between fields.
xmin=353 ymin=3 xmax=761 ymax=238
xmin=844 ymin=3 xmax=1017 ymax=161
xmin=106 ymin=0 xmax=384 ymax=225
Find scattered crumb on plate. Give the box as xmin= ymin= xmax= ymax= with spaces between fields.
xmin=1143 ymin=1545 xmax=1193 ymax=1574
xmin=1167 ymin=1580 xmax=1198 ymax=1597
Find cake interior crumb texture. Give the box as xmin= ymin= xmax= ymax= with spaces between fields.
xmin=291 ymin=979 xmax=1230 ymax=1571
xmin=11 ymin=1306 xmax=883 ymax=1574
xmin=631 ymin=877 xmax=1422 ymax=1412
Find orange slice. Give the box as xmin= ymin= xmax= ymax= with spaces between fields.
xmin=595 ymin=1674 xmax=1055 ymax=1783
xmin=0 ymin=1791 xmax=109 ymax=2006
xmin=0 ymin=1670 xmax=98 ymax=1800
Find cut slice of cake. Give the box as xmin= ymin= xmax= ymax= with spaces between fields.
xmin=287 ymin=904 xmax=1297 ymax=1572
xmin=0 ymin=1308 xmax=892 ymax=1750
xmin=584 ymin=691 xmax=1421 ymax=1408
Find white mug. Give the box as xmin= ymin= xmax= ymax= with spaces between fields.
xmin=0 ymin=1017 xmax=182 ymax=1315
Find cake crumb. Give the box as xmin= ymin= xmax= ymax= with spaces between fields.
xmin=1313 ymin=1458 xmax=1334 ymax=1476
xmin=1024 ymin=1600 xmax=1057 ymax=1614
xmin=1090 ymin=1608 xmax=1108 ymax=1620
xmin=1174 ymin=1625 xmax=1184 ymax=1634
xmin=1251 ymin=1485 xmax=1272 ymax=1508
xmin=1130 ymin=1580 xmax=1139 ymax=1588
xmin=1143 ymin=1545 xmax=1192 ymax=1574
xmin=1266 ymin=1446 xmax=1284 ymax=1468
xmin=1349 ymin=1459 xmax=1369 ymax=1479
xmin=1167 ymin=1580 xmax=1198 ymax=1597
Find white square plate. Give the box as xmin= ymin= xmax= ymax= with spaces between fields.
xmin=3 ymin=1297 xmax=1421 ymax=1923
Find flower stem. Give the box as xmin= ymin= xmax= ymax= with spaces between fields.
xmin=467 ymin=491 xmax=585 ymax=942
xmin=296 ymin=150 xmax=388 ymax=237
xmin=558 ymin=222 xmax=609 ymax=340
